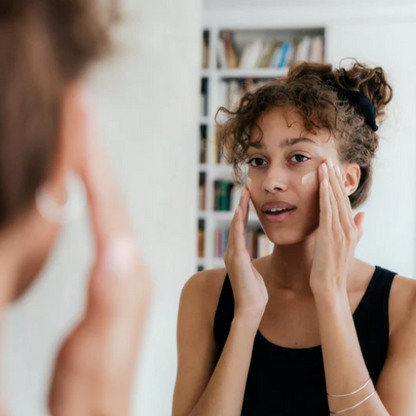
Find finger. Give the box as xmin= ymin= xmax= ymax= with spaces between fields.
xmin=319 ymin=163 xmax=331 ymax=231
xmin=78 ymin=103 xmax=132 ymax=255
xmin=325 ymin=160 xmax=341 ymax=233
xmin=242 ymin=186 xmax=250 ymax=236
xmin=327 ymin=159 xmax=351 ymax=232
xmin=227 ymin=186 xmax=247 ymax=251
xmin=234 ymin=187 xmax=250 ymax=253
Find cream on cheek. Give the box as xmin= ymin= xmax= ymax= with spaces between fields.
xmin=301 ymin=170 xmax=318 ymax=186
xmin=246 ymin=175 xmax=253 ymax=191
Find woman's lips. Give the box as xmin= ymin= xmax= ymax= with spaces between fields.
xmin=263 ymin=208 xmax=296 ymax=223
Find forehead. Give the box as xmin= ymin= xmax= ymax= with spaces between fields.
xmin=250 ymin=106 xmax=334 ymax=149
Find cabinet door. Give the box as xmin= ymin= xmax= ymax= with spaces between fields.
xmin=327 ymin=21 xmax=416 ymax=275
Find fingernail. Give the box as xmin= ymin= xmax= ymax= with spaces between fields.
xmin=321 ymin=163 xmax=328 ymax=174
xmin=336 ymin=165 xmax=341 ymax=176
xmin=102 ymin=237 xmax=135 ymax=276
xmin=327 ymin=158 xmax=333 ymax=169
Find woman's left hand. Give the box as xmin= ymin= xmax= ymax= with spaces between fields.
xmin=309 ymin=158 xmax=366 ymax=296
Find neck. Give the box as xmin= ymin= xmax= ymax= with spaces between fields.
xmin=264 ymin=233 xmax=360 ymax=295
xmin=266 ymin=234 xmax=317 ymax=294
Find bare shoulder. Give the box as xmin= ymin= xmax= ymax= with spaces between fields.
xmin=181 ymin=267 xmax=228 ymax=327
xmin=389 ymin=273 xmax=416 ymax=337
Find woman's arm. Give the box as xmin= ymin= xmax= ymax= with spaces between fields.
xmin=173 ymin=187 xmax=268 ymax=416
xmin=172 ymin=271 xmax=258 ymax=416
xmin=314 ymin=290 xmax=390 ymax=416
xmin=310 ymin=159 xmax=412 ymax=415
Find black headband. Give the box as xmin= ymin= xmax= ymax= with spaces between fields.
xmin=337 ymin=89 xmax=379 ymax=132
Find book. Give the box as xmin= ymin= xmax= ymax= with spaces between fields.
xmin=269 ymin=41 xmax=283 ymax=68
xmin=217 ymin=38 xmax=228 ymax=69
xmin=202 ymin=31 xmax=209 ymax=69
xmin=294 ymin=35 xmax=312 ymax=62
xmin=262 ymin=41 xmax=279 ymax=68
xmin=199 ymin=173 xmax=206 ymax=210
xmin=214 ymin=180 xmax=234 ymax=211
xmin=200 ymin=125 xmax=207 ymax=164
xmin=309 ymin=35 xmax=324 ymax=63
xmin=223 ymin=32 xmax=238 ymax=69
xmin=198 ymin=219 xmax=205 ymax=257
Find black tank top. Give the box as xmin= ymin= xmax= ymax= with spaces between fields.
xmin=213 ymin=265 xmax=396 ymax=415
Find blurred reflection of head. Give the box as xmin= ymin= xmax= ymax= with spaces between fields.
xmin=0 ymin=0 xmax=117 ymax=301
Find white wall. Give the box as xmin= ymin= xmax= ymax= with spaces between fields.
xmin=327 ymin=21 xmax=416 ymax=276
xmin=3 ymin=0 xmax=202 ymax=415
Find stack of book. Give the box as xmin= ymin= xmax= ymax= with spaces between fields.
xmin=217 ymin=32 xmax=324 ymax=69
xmin=214 ymin=227 xmax=274 ymax=259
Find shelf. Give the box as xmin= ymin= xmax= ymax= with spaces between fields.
xmin=198 ymin=164 xmax=233 ymax=175
xmin=217 ymin=68 xmax=289 ymax=79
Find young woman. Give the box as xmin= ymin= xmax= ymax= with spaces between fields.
xmin=173 ymin=61 xmax=416 ymax=415
xmin=0 ymin=1 xmax=151 ymax=415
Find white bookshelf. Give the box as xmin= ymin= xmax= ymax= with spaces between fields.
xmin=197 ymin=25 xmax=326 ymax=271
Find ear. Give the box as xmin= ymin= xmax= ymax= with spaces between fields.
xmin=343 ymin=163 xmax=361 ymax=197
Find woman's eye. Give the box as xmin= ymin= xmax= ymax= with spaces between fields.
xmin=247 ymin=157 xmax=267 ymax=167
xmin=290 ymin=154 xmax=310 ymax=163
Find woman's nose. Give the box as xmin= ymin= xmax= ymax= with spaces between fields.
xmin=262 ymin=165 xmax=288 ymax=193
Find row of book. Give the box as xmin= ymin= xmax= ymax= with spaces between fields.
xmin=214 ymin=227 xmax=273 ymax=259
xmin=199 ymin=179 xmax=248 ymax=213
xmin=218 ymin=33 xmax=324 ymax=70
xmin=218 ymin=79 xmax=267 ymax=111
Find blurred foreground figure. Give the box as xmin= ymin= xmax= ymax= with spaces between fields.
xmin=0 ymin=1 xmax=152 ymax=415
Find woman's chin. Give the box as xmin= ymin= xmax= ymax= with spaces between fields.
xmin=263 ymin=226 xmax=318 ymax=246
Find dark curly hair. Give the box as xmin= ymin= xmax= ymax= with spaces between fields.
xmin=0 ymin=0 xmax=118 ymax=229
xmin=216 ymin=60 xmax=393 ymax=209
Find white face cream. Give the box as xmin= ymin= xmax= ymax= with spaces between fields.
xmin=301 ymin=171 xmax=317 ymax=186
xmin=246 ymin=176 xmax=253 ymax=191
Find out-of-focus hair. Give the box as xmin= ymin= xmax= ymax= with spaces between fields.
xmin=0 ymin=0 xmax=117 ymax=228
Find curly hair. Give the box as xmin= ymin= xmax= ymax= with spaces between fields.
xmin=216 ymin=60 xmax=393 ymax=209
xmin=0 ymin=0 xmax=118 ymax=228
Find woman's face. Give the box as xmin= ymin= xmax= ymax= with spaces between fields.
xmin=246 ymin=106 xmax=342 ymax=245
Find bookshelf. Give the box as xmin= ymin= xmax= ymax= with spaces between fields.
xmin=197 ymin=26 xmax=326 ymax=271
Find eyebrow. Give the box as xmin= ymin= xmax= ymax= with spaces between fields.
xmin=248 ymin=137 xmax=317 ymax=149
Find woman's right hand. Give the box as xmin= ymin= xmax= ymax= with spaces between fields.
xmin=224 ymin=186 xmax=268 ymax=327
